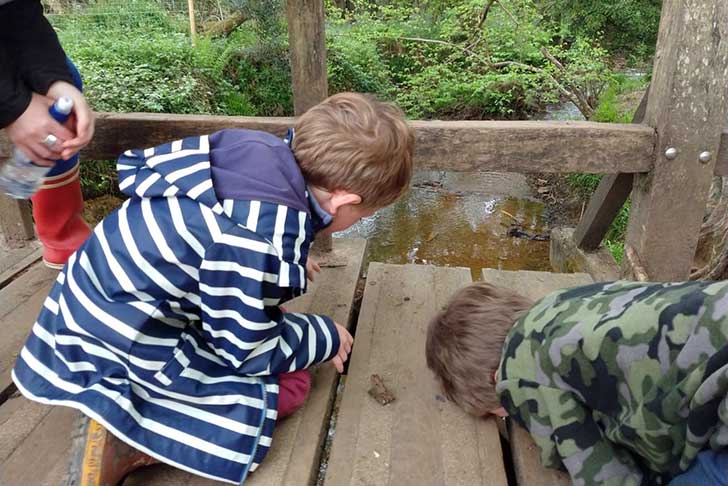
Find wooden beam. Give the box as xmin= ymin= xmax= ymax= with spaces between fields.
xmin=1 ymin=114 xmax=659 ymax=174
xmin=574 ymin=173 xmax=634 ymax=250
xmin=573 ymin=87 xmax=650 ymax=250
xmin=624 ymin=0 xmax=728 ymax=281
xmin=717 ymin=127 xmax=728 ymax=176
xmin=286 ymin=0 xmax=328 ymax=115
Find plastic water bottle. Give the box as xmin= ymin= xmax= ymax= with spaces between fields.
xmin=0 ymin=97 xmax=74 ymax=199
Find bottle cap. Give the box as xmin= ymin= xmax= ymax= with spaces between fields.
xmin=54 ymin=97 xmax=74 ymax=115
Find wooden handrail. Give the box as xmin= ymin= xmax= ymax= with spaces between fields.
xmin=1 ymin=112 xmax=663 ymax=174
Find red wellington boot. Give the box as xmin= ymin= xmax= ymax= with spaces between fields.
xmin=31 ymin=162 xmax=92 ymax=269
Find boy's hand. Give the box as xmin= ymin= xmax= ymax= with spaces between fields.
xmin=306 ymin=258 xmax=321 ymax=282
xmin=331 ymin=322 xmax=353 ymax=373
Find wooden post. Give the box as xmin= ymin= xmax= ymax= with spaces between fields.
xmin=187 ymin=0 xmax=197 ymax=47
xmin=624 ymin=0 xmax=728 ymax=280
xmin=286 ymin=0 xmax=328 ymax=114
xmin=0 ymin=196 xmax=35 ymax=247
xmin=573 ymin=87 xmax=649 ymax=250
xmin=0 ymin=131 xmax=35 ymax=248
xmin=286 ymin=0 xmax=332 ymax=252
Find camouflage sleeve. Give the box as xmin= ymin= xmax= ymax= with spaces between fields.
xmin=501 ymin=381 xmax=644 ymax=486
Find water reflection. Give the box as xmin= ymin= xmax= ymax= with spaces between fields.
xmin=336 ymin=171 xmax=550 ymax=279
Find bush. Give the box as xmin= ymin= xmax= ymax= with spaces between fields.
xmin=543 ymin=0 xmax=661 ymax=60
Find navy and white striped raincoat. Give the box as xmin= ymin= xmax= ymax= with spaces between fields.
xmin=12 ymin=129 xmax=340 ymax=484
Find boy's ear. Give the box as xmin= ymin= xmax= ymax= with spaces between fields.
xmin=329 ymin=190 xmax=362 ymax=214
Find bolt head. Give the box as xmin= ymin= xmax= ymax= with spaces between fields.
xmin=699 ymin=151 xmax=712 ymax=163
xmin=664 ymin=147 xmax=678 ymax=160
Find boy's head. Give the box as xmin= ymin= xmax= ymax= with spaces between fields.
xmin=293 ymin=92 xmax=414 ymax=233
xmin=426 ymin=282 xmax=532 ymax=417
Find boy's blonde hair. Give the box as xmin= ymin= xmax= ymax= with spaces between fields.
xmin=426 ymin=282 xmax=533 ymax=416
xmin=293 ymin=92 xmax=414 ymax=208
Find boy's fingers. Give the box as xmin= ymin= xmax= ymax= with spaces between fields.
xmin=332 ymin=356 xmax=343 ymax=373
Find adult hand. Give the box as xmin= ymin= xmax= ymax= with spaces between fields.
xmin=47 ymin=80 xmax=95 ymax=160
xmin=4 ymin=93 xmax=74 ymax=166
xmin=331 ymin=322 xmax=353 ymax=373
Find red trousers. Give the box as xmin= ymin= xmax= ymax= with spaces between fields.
xmin=277 ymin=369 xmax=311 ymax=418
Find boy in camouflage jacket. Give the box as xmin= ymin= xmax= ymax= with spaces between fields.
xmin=426 ymin=280 xmax=728 ymax=485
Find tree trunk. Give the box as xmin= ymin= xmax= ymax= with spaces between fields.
xmin=691 ymin=176 xmax=728 ymax=280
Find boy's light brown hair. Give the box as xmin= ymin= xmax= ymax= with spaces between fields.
xmin=292 ymin=92 xmax=414 ymax=208
xmin=426 ymin=282 xmax=533 ymax=416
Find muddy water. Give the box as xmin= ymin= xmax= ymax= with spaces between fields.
xmin=336 ymin=171 xmax=551 ymax=279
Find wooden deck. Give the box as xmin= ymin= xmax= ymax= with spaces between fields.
xmin=0 ymin=244 xmax=593 ymax=486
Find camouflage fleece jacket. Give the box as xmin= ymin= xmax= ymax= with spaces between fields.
xmin=496 ymin=280 xmax=728 ymax=486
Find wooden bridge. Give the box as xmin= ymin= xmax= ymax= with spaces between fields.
xmin=1 ymin=0 xmax=728 ymax=484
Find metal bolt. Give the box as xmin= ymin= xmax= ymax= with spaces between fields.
xmin=699 ymin=151 xmax=713 ymax=164
xmin=664 ymin=147 xmax=678 ymax=160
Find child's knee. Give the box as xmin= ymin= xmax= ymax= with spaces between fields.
xmin=277 ymin=369 xmax=312 ymax=419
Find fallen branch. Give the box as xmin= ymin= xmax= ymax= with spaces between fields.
xmin=397 ymin=36 xmax=491 ymax=66
xmin=475 ymin=0 xmax=498 ymax=31
xmin=540 ymin=46 xmax=565 ymax=71
xmin=201 ymin=11 xmax=247 ymax=37
xmin=500 ymin=209 xmax=524 ymax=225
xmin=496 ymin=1 xmax=519 ymax=27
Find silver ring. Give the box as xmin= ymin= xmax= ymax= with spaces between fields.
xmin=42 ymin=134 xmax=58 ymax=148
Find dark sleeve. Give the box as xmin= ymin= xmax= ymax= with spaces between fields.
xmin=0 ymin=46 xmax=32 ymax=128
xmin=0 ymin=0 xmax=74 ymax=127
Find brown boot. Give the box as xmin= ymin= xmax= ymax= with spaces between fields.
xmin=67 ymin=415 xmax=158 ymax=486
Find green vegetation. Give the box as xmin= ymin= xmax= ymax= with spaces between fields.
xmin=52 ymin=0 xmax=651 ymax=121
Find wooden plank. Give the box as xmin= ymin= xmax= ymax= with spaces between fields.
xmin=325 ymin=263 xmax=508 ymax=486
xmin=286 ymin=0 xmax=328 ymax=115
xmin=0 ymin=396 xmax=78 ymax=486
xmin=0 ymin=393 xmax=53 ymax=463
xmin=0 ymin=244 xmax=42 ymax=288
xmin=624 ymin=0 xmax=728 ymax=280
xmin=0 ymin=263 xmax=58 ymax=397
xmin=480 ymin=268 xmax=593 ymax=486
xmin=0 ymin=195 xmax=34 ymax=247
xmin=573 ymin=87 xmax=649 ymax=250
xmin=2 ymin=115 xmax=658 ymax=174
xmin=123 ymin=238 xmax=367 ymax=486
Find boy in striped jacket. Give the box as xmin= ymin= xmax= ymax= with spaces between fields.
xmin=12 ymin=93 xmax=414 ymax=485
